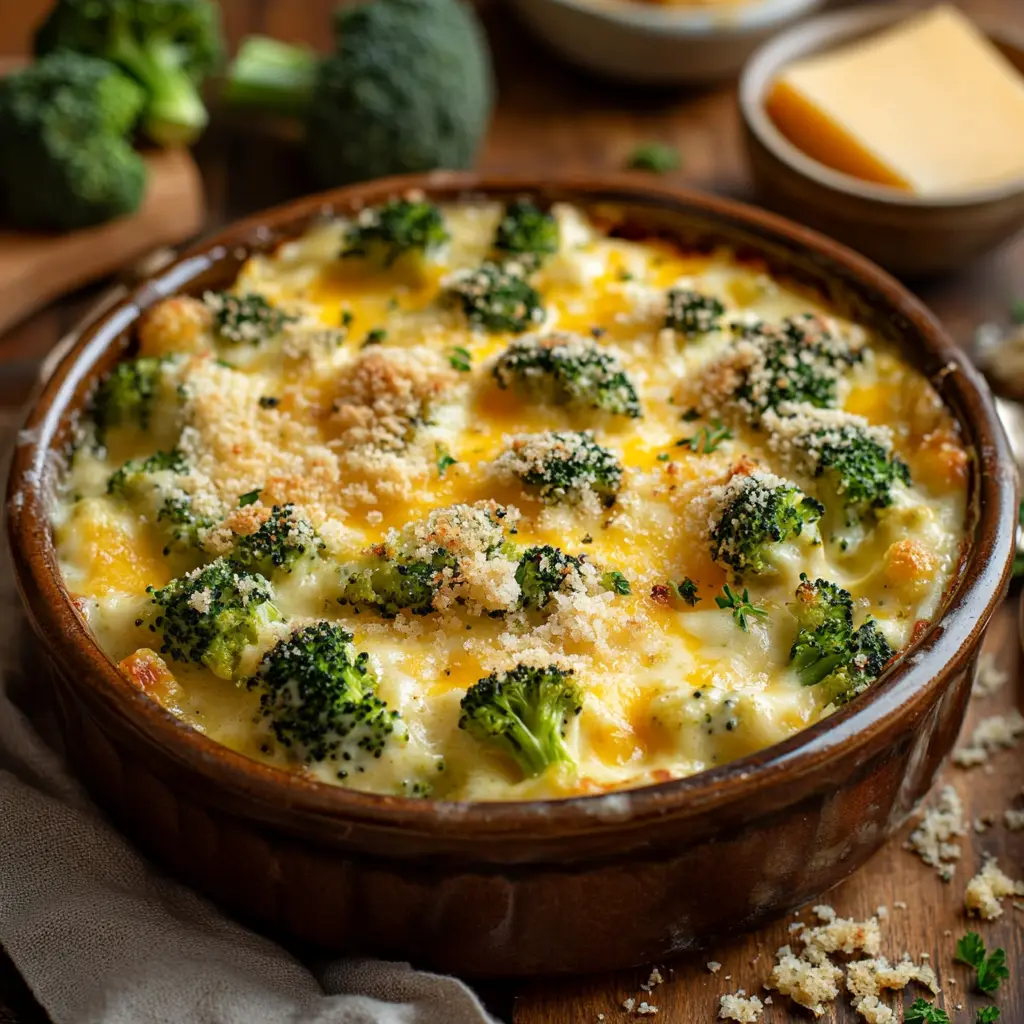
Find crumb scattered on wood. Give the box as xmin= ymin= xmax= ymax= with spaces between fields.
xmin=718 ymin=990 xmax=763 ymax=1022
xmin=905 ymin=785 xmax=965 ymax=880
xmin=972 ymin=652 xmax=1009 ymax=697
xmin=964 ymin=856 xmax=1024 ymax=919
xmin=953 ymin=710 xmax=1024 ymax=767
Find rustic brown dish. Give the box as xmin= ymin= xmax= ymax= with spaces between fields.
xmin=6 ymin=172 xmax=1017 ymax=977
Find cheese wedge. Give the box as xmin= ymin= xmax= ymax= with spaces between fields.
xmin=766 ymin=5 xmax=1024 ymax=195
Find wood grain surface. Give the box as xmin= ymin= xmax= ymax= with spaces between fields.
xmin=0 ymin=2 xmax=1021 ymax=1022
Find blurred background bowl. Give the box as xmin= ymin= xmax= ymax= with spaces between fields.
xmin=740 ymin=4 xmax=1024 ymax=278
xmin=509 ymin=0 xmax=829 ymax=85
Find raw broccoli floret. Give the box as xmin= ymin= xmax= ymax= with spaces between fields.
xmin=498 ymin=431 xmax=623 ymax=506
xmin=251 ymin=620 xmax=402 ymax=768
xmin=0 ymin=53 xmax=146 ymax=231
xmin=709 ymin=473 xmax=823 ymax=576
xmin=665 ymin=287 xmax=724 ymax=337
xmin=34 ymin=0 xmax=222 ymax=146
xmin=730 ymin=314 xmax=863 ymax=421
xmin=231 ymin=505 xmax=324 ymax=575
xmin=91 ymin=357 xmax=168 ymax=436
xmin=493 ymin=199 xmax=559 ymax=269
xmin=796 ymin=423 xmax=911 ymax=519
xmin=459 ymin=663 xmax=582 ymax=778
xmin=223 ymin=0 xmax=493 ymax=187
xmin=145 ymin=559 xmax=282 ymax=680
xmin=204 ymin=291 xmax=297 ymax=345
xmin=493 ymin=334 xmax=641 ymax=418
xmin=789 ymin=574 xmax=895 ymax=702
xmin=341 ymin=198 xmax=448 ymax=266
xmin=445 ymin=262 xmax=545 ymax=333
xmin=340 ymin=551 xmax=457 ymax=618
xmin=515 ymin=545 xmax=586 ymax=610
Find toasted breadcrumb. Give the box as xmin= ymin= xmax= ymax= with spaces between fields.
xmin=953 ymin=710 xmax=1024 ymax=767
xmin=973 ymin=652 xmax=1009 ymax=697
xmin=905 ymin=785 xmax=965 ymax=880
xmin=718 ymin=990 xmax=763 ymax=1022
xmin=1005 ymin=808 xmax=1024 ymax=831
xmin=707 ymin=962 xmax=723 ymax=974
xmin=846 ymin=955 xmax=939 ymax=1022
xmin=964 ymin=856 xmax=1024 ymax=919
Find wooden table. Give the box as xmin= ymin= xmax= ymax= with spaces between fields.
xmin=1 ymin=2 xmax=1021 ymax=1021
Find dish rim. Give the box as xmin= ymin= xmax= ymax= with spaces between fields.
xmin=6 ymin=170 xmax=1016 ymax=834
xmin=739 ymin=3 xmax=1024 ymax=209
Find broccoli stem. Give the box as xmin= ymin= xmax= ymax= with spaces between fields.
xmin=114 ymin=35 xmax=209 ymax=146
xmin=223 ymin=36 xmax=318 ymax=119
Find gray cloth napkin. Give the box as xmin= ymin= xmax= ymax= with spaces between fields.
xmin=0 ymin=421 xmax=499 ymax=1024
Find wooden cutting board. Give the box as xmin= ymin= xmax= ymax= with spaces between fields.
xmin=0 ymin=147 xmax=205 ymax=336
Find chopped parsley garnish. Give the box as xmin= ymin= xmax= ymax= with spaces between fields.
xmin=905 ymin=1000 xmax=949 ymax=1024
xmin=656 ymin=452 xmax=671 ymax=462
xmin=672 ymin=577 xmax=701 ymax=606
xmin=340 ymin=309 xmax=354 ymax=328
xmin=1011 ymin=298 xmax=1024 ymax=325
xmin=258 ymin=396 xmax=280 ymax=409
xmin=715 ymin=584 xmax=768 ymax=632
xmin=239 ymin=488 xmax=261 ymax=507
xmin=676 ymin=420 xmax=733 ymax=454
xmin=601 ymin=571 xmax=631 ymax=595
xmin=435 ymin=443 xmax=457 ymax=478
xmin=956 ymin=932 xmax=1009 ymax=995
xmin=362 ymin=328 xmax=387 ymax=347
xmin=976 ymin=1009 xmax=1000 ymax=1023
xmin=626 ymin=142 xmax=680 ymax=174
xmin=681 ymin=408 xmax=701 ymax=422
xmin=449 ymin=345 xmax=472 ymax=372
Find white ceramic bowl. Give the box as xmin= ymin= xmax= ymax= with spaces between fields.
xmin=510 ymin=0 xmax=829 ymax=85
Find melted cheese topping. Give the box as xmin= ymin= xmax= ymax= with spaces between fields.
xmin=52 ymin=199 xmax=968 ymax=801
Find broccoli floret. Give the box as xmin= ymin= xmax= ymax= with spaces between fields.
xmin=156 ymin=495 xmax=214 ymax=553
xmin=91 ymin=357 xmax=168 ymax=436
xmin=251 ymin=621 xmax=402 ymax=768
xmin=231 ymin=505 xmax=324 ymax=575
xmin=35 ymin=0 xmax=223 ymax=146
xmin=341 ymin=198 xmax=449 ymax=266
xmin=665 ymin=288 xmax=725 ymax=337
xmin=789 ymin=574 xmax=895 ymax=702
xmin=107 ymin=447 xmax=188 ymax=495
xmin=204 ymin=291 xmax=297 ymax=345
xmin=498 ymin=431 xmax=623 ymax=506
xmin=493 ymin=199 xmax=559 ymax=269
xmin=446 ymin=262 xmax=545 ymax=334
xmin=459 ymin=663 xmax=582 ymax=779
xmin=709 ymin=473 xmax=823 ymax=576
xmin=223 ymin=0 xmax=493 ymax=187
xmin=0 ymin=53 xmax=146 ymax=231
xmin=340 ymin=551 xmax=457 ymax=618
xmin=146 ymin=559 xmax=282 ymax=680
xmin=515 ymin=545 xmax=586 ymax=610
xmin=729 ymin=314 xmax=863 ymax=421
xmin=796 ymin=424 xmax=911 ymax=519
xmin=493 ymin=334 xmax=641 ymax=418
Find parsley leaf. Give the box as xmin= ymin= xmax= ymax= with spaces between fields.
xmin=435 ymin=443 xmax=457 ymax=478
xmin=956 ymin=932 xmax=1010 ymax=995
xmin=905 ymin=999 xmax=950 ymax=1024
xmin=448 ymin=346 xmax=472 ymax=372
xmin=671 ymin=577 xmax=701 ymax=606
xmin=601 ymin=571 xmax=631 ymax=596
xmin=238 ymin=489 xmax=261 ymax=507
xmin=976 ymin=1008 xmax=1000 ymax=1023
xmin=626 ymin=142 xmax=680 ymax=174
xmin=362 ymin=328 xmax=387 ymax=347
xmin=676 ymin=420 xmax=733 ymax=454
xmin=714 ymin=584 xmax=768 ymax=632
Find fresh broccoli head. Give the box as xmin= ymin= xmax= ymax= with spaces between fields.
xmin=252 ymin=621 xmax=403 ymax=769
xmin=725 ymin=314 xmax=864 ymax=422
xmin=789 ymin=574 xmax=895 ymax=702
xmin=794 ymin=423 xmax=911 ymax=519
xmin=145 ymin=559 xmax=282 ymax=680
xmin=340 ymin=550 xmax=457 ymax=618
xmin=709 ymin=473 xmax=824 ymax=576
xmin=224 ymin=0 xmax=493 ymax=188
xmin=496 ymin=431 xmax=623 ymax=506
xmin=493 ymin=334 xmax=641 ymax=418
xmin=204 ymin=291 xmax=297 ymax=346
xmin=446 ymin=262 xmax=545 ymax=333
xmin=341 ymin=198 xmax=449 ymax=266
xmin=91 ymin=356 xmax=168 ymax=436
xmin=34 ymin=0 xmax=223 ymax=146
xmin=231 ymin=505 xmax=325 ymax=575
xmin=493 ymin=199 xmax=559 ymax=269
xmin=459 ymin=663 xmax=582 ymax=779
xmin=515 ymin=545 xmax=586 ymax=611
xmin=0 ymin=53 xmax=146 ymax=231
xmin=665 ymin=288 xmax=725 ymax=337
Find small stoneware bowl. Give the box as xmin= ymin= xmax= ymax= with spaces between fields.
xmin=740 ymin=5 xmax=1024 ymax=278
xmin=6 ymin=172 xmax=1017 ymax=976
xmin=511 ymin=0 xmax=828 ymax=85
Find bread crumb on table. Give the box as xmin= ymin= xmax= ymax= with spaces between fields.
xmin=964 ymin=856 xmax=1024 ymax=919
xmin=905 ymin=785 xmax=966 ymax=880
xmin=953 ymin=710 xmax=1024 ymax=768
xmin=972 ymin=651 xmax=1009 ymax=697
xmin=718 ymin=990 xmax=763 ymax=1022
xmin=707 ymin=961 xmax=722 ymax=974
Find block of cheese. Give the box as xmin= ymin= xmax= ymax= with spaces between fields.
xmin=765 ymin=5 xmax=1024 ymax=195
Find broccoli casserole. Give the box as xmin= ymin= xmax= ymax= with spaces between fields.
xmin=53 ymin=195 xmax=969 ymax=801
